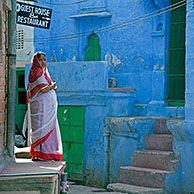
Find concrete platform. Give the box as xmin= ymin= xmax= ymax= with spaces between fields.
xmin=0 ymin=192 xmax=40 ymax=194
xmin=1 ymin=158 xmax=66 ymax=175
xmin=0 ymin=159 xmax=66 ymax=194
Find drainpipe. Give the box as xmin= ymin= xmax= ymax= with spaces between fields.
xmin=103 ymin=121 xmax=111 ymax=187
xmin=103 ymin=131 xmax=110 ymax=186
xmin=7 ymin=0 xmax=16 ymax=159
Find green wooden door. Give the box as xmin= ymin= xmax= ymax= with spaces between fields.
xmin=58 ymin=106 xmax=85 ymax=181
xmin=85 ymin=33 xmax=101 ymax=61
xmin=15 ymin=68 xmax=27 ymax=133
xmin=168 ymin=0 xmax=186 ymax=106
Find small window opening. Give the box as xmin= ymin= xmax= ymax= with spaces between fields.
xmin=16 ymin=30 xmax=24 ymax=50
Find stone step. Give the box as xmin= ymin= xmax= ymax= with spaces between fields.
xmin=131 ymin=150 xmax=175 ymax=171
xmin=118 ymin=166 xmax=173 ymax=188
xmin=145 ymin=135 xmax=173 ymax=151
xmin=0 ymin=159 xmax=66 ymax=194
xmin=0 ymin=174 xmax=59 ymax=194
xmin=107 ymin=183 xmax=164 ymax=194
xmin=154 ymin=119 xmax=171 ymax=134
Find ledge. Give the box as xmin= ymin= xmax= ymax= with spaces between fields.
xmin=151 ymin=31 xmax=166 ymax=37
xmin=0 ymin=158 xmax=66 ymax=175
xmin=70 ymin=11 xmax=112 ymax=19
xmin=108 ymin=88 xmax=136 ymax=93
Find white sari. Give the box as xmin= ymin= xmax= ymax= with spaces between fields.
xmin=28 ymin=68 xmax=63 ymax=161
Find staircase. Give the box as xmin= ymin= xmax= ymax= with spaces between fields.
xmin=107 ymin=119 xmax=179 ymax=194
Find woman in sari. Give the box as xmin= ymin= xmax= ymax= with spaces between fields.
xmin=27 ymin=51 xmax=63 ymax=161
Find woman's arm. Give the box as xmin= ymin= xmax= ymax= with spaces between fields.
xmin=40 ymin=82 xmax=56 ymax=93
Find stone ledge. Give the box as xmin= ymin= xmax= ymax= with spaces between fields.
xmin=108 ymin=88 xmax=135 ymax=93
xmin=0 ymin=192 xmax=40 ymax=194
xmin=0 ymin=158 xmax=66 ymax=175
xmin=107 ymin=183 xmax=164 ymax=194
xmin=0 ymin=159 xmax=66 ymax=194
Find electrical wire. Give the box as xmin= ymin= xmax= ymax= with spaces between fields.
xmin=98 ymin=0 xmax=189 ymax=34
xmin=28 ymin=0 xmax=187 ymax=41
xmin=38 ymin=0 xmax=89 ymax=5
xmin=21 ymin=0 xmax=188 ymax=41
xmin=22 ymin=0 xmax=38 ymax=2
xmin=18 ymin=0 xmax=190 ymax=43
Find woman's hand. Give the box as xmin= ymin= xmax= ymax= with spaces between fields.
xmin=40 ymin=82 xmax=57 ymax=93
xmin=52 ymin=82 xmax=58 ymax=91
xmin=54 ymin=86 xmax=58 ymax=91
xmin=51 ymin=82 xmax=56 ymax=89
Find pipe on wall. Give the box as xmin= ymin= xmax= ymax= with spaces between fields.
xmin=7 ymin=0 xmax=16 ymax=159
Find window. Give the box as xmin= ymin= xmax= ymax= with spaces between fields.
xmin=16 ymin=30 xmax=24 ymax=50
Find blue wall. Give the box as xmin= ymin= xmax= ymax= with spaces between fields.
xmin=33 ymin=0 xmax=171 ymax=108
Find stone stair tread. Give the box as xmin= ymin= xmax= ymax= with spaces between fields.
xmin=146 ymin=134 xmax=172 ymax=137
xmin=135 ymin=150 xmax=173 ymax=155
xmin=120 ymin=166 xmax=174 ymax=174
xmin=107 ymin=183 xmax=164 ymax=194
xmin=144 ymin=135 xmax=173 ymax=151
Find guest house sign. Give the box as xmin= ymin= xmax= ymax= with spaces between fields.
xmin=16 ymin=2 xmax=52 ymax=29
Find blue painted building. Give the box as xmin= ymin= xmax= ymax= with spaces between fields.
xmin=24 ymin=0 xmax=194 ymax=193
xmin=34 ymin=0 xmax=185 ymax=116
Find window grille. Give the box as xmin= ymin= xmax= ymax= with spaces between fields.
xmin=16 ymin=30 xmax=24 ymax=50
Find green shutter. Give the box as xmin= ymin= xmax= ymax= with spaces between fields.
xmin=168 ymin=0 xmax=186 ymax=106
xmin=85 ymin=33 xmax=101 ymax=61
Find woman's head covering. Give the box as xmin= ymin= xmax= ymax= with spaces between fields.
xmin=27 ymin=52 xmax=52 ymax=103
xmin=28 ymin=52 xmax=45 ymax=83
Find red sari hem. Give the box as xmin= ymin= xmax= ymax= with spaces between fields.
xmin=30 ymin=127 xmax=63 ymax=161
xmin=31 ymin=150 xmax=63 ymax=161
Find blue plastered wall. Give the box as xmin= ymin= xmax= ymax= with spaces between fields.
xmin=34 ymin=0 xmax=185 ymax=117
xmin=33 ymin=0 xmax=172 ymax=111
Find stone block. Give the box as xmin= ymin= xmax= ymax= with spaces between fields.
xmin=0 ymin=175 xmax=58 ymax=194
xmin=118 ymin=166 xmax=172 ymax=188
xmin=131 ymin=150 xmax=174 ymax=170
xmin=154 ymin=118 xmax=171 ymax=134
xmin=144 ymin=134 xmax=173 ymax=151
